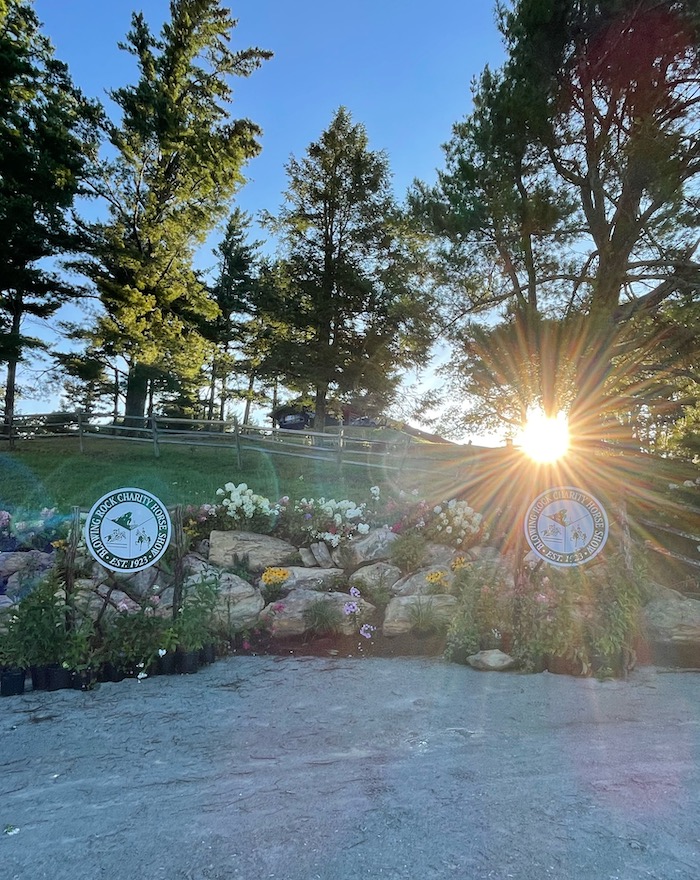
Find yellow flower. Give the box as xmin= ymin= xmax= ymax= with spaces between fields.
xmin=261 ymin=567 xmax=290 ymax=586
xmin=426 ymin=570 xmax=448 ymax=585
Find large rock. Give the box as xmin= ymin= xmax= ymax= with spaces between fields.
xmin=0 ymin=549 xmax=53 ymax=578
xmin=467 ymin=649 xmax=517 ymax=671
xmin=349 ymin=562 xmax=402 ymax=592
xmin=391 ymin=566 xmax=454 ymax=597
xmin=261 ymin=590 xmax=375 ymax=637
xmin=260 ymin=566 xmax=345 ymax=592
xmin=209 ymin=530 xmax=298 ymax=571
xmin=382 ymin=594 xmax=458 ymax=636
xmin=332 ymin=527 xmax=398 ymax=569
xmin=643 ymin=589 xmax=700 ymax=644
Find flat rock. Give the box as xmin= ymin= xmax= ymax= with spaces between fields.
xmin=643 ymin=591 xmax=700 ymax=643
xmin=263 ymin=566 xmax=344 ymax=592
xmin=467 ymin=649 xmax=517 ymax=671
xmin=310 ymin=541 xmax=335 ymax=568
xmin=261 ymin=589 xmax=375 ymax=637
xmin=391 ymin=565 xmax=455 ymax=597
xmin=349 ymin=562 xmax=402 ymax=592
xmin=209 ymin=530 xmax=298 ymax=571
xmin=332 ymin=527 xmax=398 ymax=569
xmin=382 ymin=594 xmax=458 ymax=636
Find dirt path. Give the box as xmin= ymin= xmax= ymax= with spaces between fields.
xmin=2 ymin=657 xmax=699 ymax=880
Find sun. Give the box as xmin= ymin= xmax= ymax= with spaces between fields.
xmin=518 ymin=408 xmax=570 ymax=463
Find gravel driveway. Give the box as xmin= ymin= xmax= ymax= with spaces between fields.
xmin=2 ymin=657 xmax=699 ymax=879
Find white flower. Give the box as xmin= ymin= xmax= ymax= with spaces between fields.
xmin=370 ymin=486 xmax=380 ymax=499
xmin=669 ymin=483 xmax=679 ymax=490
xmin=224 ymin=482 xmax=235 ymax=492
xmin=357 ymin=523 xmax=370 ymax=535
xmin=683 ymin=480 xmax=695 ymax=488
xmin=433 ymin=505 xmax=442 ymax=515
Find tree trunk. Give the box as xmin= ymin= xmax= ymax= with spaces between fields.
xmin=2 ymin=309 xmax=22 ymax=449
xmin=243 ymin=373 xmax=255 ymax=424
xmin=124 ymin=364 xmax=149 ymax=430
xmin=3 ymin=353 xmax=18 ymax=450
xmin=313 ymin=382 xmax=329 ymax=432
xmin=207 ymin=356 xmax=216 ymax=421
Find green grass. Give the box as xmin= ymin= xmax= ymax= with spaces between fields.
xmin=0 ymin=436 xmax=408 ymax=512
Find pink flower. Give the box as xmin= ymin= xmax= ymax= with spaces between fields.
xmin=242 ymin=640 xmax=251 ymax=651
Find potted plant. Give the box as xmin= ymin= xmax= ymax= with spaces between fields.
xmin=0 ymin=610 xmax=28 ymax=697
xmin=174 ymin=575 xmax=219 ymax=673
xmin=10 ymin=576 xmax=68 ymax=689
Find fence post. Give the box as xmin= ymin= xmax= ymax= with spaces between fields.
xmin=234 ymin=416 xmax=242 ymax=469
xmin=151 ymin=416 xmax=160 ymax=458
xmin=337 ymin=426 xmax=344 ymax=466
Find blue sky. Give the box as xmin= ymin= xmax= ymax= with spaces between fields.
xmin=24 ymin=0 xmax=507 ymax=434
xmin=34 ymin=0 xmax=505 ymax=233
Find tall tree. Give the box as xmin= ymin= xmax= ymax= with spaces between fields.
xmin=415 ymin=0 xmax=700 ymax=448
xmin=0 ymin=0 xmax=98 ymax=441
xmin=78 ymin=0 xmax=271 ymax=425
xmin=264 ymin=107 xmax=433 ymax=430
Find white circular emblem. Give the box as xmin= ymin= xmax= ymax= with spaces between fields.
xmin=85 ymin=488 xmax=172 ymax=573
xmin=524 ymin=486 xmax=608 ymax=567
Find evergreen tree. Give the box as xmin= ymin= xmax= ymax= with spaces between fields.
xmin=264 ymin=107 xmax=433 ymax=430
xmin=78 ymin=0 xmax=271 ymax=425
xmin=0 ymin=0 xmax=98 ymax=441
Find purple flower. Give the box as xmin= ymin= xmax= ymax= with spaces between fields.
xmin=359 ymin=624 xmax=376 ymax=639
xmin=349 ymin=586 xmax=361 ymax=598
xmin=343 ymin=601 xmax=359 ymax=615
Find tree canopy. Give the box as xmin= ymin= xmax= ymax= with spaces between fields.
xmin=413 ymin=0 xmax=700 ymax=452
xmin=77 ymin=0 xmax=271 ymax=424
xmin=0 ymin=0 xmax=98 ymax=439
xmin=264 ymin=107 xmax=434 ymax=429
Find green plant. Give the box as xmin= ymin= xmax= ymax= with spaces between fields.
xmin=302 ymin=598 xmax=343 ymax=637
xmin=11 ymin=575 xmax=68 ymax=668
xmin=351 ymin=576 xmax=391 ymax=608
xmin=389 ymin=533 xmax=428 ymax=573
xmin=406 ymin=598 xmax=446 ymax=636
xmin=0 ymin=611 xmax=29 ymax=669
xmin=100 ymin=598 xmax=174 ymax=673
xmin=175 ymin=574 xmax=219 ymax=651
xmin=60 ymin=622 xmax=98 ymax=673
xmin=260 ymin=567 xmax=290 ymax=603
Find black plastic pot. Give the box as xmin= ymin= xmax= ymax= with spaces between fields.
xmin=177 ymin=650 xmax=200 ymax=674
xmin=1 ymin=668 xmax=26 ymax=697
xmin=199 ymin=643 xmax=216 ymax=665
xmin=30 ymin=665 xmax=51 ymax=690
xmin=47 ymin=665 xmax=72 ymax=691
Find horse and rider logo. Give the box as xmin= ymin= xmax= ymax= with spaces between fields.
xmin=85 ymin=488 xmax=172 ymax=573
xmin=524 ymin=487 xmax=608 ymax=567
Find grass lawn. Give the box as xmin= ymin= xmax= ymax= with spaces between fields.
xmin=0 ymin=435 xmax=416 ymax=512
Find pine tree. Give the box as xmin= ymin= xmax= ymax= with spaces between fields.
xmin=0 ymin=0 xmax=99 ymax=442
xmin=264 ymin=107 xmax=433 ymax=430
xmin=79 ymin=0 xmax=271 ymax=425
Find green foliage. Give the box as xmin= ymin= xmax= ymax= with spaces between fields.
xmin=9 ymin=573 xmax=67 ymax=667
xmin=389 ymin=533 xmax=428 ymax=573
xmin=0 ymin=0 xmax=99 ymax=432
xmin=101 ymin=600 xmax=175 ymax=673
xmin=302 ymin=598 xmax=343 ymax=637
xmin=414 ymin=0 xmax=700 ymax=448
xmin=406 ymin=598 xmax=446 ymax=636
xmin=79 ymin=0 xmax=272 ymax=422
xmin=175 ymin=573 xmax=219 ymax=651
xmin=263 ymin=106 xmax=434 ymax=428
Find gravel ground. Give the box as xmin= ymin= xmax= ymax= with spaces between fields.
xmin=2 ymin=657 xmax=699 ymax=880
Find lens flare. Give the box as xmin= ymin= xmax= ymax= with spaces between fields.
xmin=519 ymin=408 xmax=570 ymax=463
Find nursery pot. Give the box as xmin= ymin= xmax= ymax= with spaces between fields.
xmin=30 ymin=665 xmax=51 ymax=691
xmin=47 ymin=665 xmax=72 ymax=691
xmin=99 ymin=662 xmax=126 ymax=683
xmin=199 ymin=643 xmax=216 ymax=665
xmin=1 ymin=668 xmax=26 ymax=697
xmin=158 ymin=652 xmax=177 ymax=675
xmin=177 ymin=650 xmax=200 ymax=674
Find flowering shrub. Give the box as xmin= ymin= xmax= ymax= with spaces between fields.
xmin=215 ymin=483 xmax=277 ymax=533
xmin=274 ymin=496 xmax=369 ymax=547
xmin=423 ymin=499 xmax=487 ymax=550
